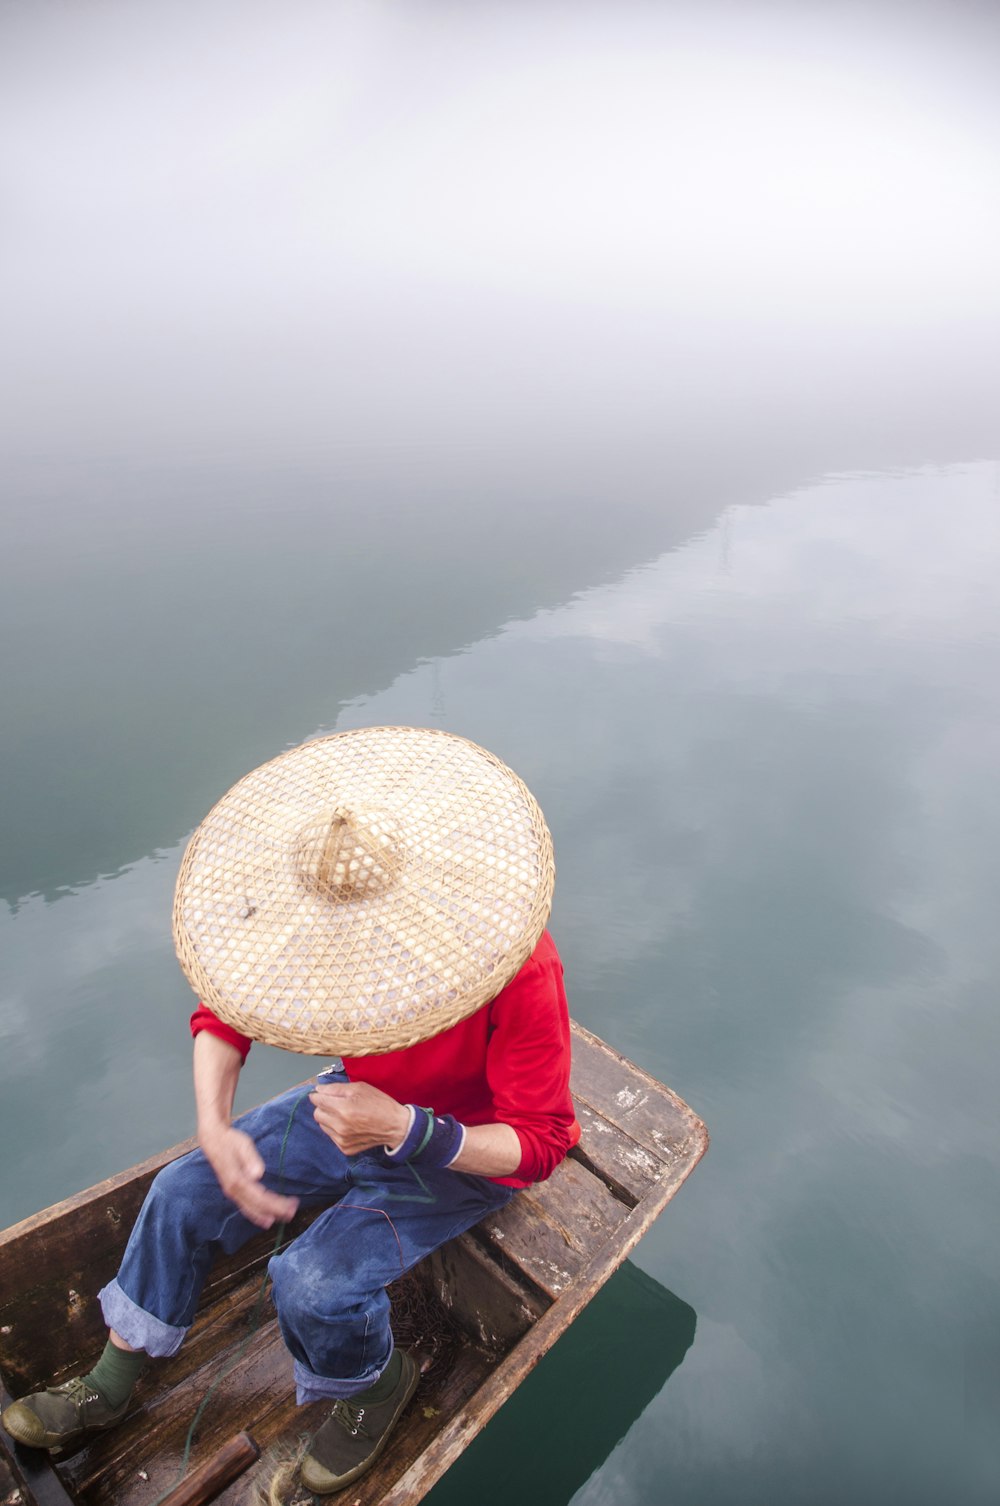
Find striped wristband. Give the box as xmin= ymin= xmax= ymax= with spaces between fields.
xmin=411 ymin=1112 xmax=465 ymax=1169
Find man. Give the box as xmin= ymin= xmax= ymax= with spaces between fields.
xmin=2 ymin=729 xmax=576 ymax=1495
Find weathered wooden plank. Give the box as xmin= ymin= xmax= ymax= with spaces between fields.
xmin=0 ymin=1143 xmax=189 ymax=1397
xmin=0 ymin=1251 xmax=273 ymax=1400
xmin=472 ymin=1156 xmax=628 ymax=1301
xmin=1 ymin=1278 xmax=280 ymax=1503
xmin=147 ymin=1275 xmax=275 ymax=1403
xmin=569 ymin=1022 xmax=708 ymax=1165
xmin=0 ymin=1286 xmax=111 ymax=1398
xmin=422 ymin=1234 xmax=547 ymax=1351
xmin=0 ymin=1195 xmax=322 ymax=1398
xmin=570 ymin=1101 xmax=663 ymax=1205
xmin=65 ymin=1324 xmax=293 ymax=1505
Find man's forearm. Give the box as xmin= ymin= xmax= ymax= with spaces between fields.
xmin=449 ymin=1121 xmax=522 ymax=1178
xmin=193 ymin=1030 xmax=244 ymax=1145
xmin=191 ymin=1031 xmax=299 ymax=1228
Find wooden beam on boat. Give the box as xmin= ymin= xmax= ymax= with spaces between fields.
xmin=138 ymin=1433 xmax=259 ymax=1506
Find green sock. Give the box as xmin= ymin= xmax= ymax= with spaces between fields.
xmin=356 ymin=1349 xmax=402 ymax=1404
xmin=84 ymin=1339 xmax=148 ymax=1408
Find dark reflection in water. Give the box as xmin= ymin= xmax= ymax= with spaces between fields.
xmin=425 ymin=1261 xmax=697 ymax=1506
xmin=0 ymin=445 xmax=754 ymax=906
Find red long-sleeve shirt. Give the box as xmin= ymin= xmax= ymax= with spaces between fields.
xmin=190 ymin=930 xmax=579 ymax=1188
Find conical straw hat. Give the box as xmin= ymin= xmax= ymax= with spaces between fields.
xmin=172 ymin=727 xmax=555 ymax=1055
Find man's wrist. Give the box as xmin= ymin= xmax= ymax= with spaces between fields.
xmin=384 ymin=1104 xmax=416 ymax=1156
xmin=197 ymin=1119 xmax=232 ymax=1151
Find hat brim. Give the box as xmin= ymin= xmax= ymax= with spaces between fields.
xmin=173 ymin=727 xmax=555 ymax=1055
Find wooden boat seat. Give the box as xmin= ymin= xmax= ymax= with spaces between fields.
xmin=0 ymin=1023 xmax=707 ymax=1506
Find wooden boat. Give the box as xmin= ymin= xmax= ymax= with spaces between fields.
xmin=0 ymin=1023 xmax=707 ymax=1506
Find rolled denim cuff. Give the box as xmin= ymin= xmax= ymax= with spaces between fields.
xmin=98 ymin=1279 xmax=187 ymax=1358
xmin=292 ymin=1341 xmax=394 ymax=1404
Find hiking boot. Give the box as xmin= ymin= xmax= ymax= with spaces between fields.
xmin=1 ymin=1377 xmax=131 ymax=1452
xmin=300 ymin=1350 xmax=420 ymax=1495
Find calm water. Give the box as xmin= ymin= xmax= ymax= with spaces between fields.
xmin=2 ymin=4 xmax=999 ymax=1504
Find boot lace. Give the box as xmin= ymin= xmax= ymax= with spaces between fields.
xmin=330 ymin=1398 xmax=368 ymax=1438
xmin=55 ymin=1377 xmax=102 ymax=1406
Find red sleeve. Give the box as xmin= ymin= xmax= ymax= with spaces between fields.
xmin=189 ymin=1002 xmax=253 ymax=1064
xmin=486 ymin=932 xmax=580 ymax=1184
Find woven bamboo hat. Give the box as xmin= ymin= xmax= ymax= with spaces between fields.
xmin=173 ymin=727 xmax=555 ymax=1055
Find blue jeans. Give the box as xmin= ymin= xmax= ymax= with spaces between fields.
xmin=98 ymin=1086 xmax=516 ymax=1402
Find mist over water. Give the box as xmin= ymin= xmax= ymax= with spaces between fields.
xmin=2 ymin=4 xmax=999 ymax=1503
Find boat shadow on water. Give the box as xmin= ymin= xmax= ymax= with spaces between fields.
xmin=425 ymin=1259 xmax=697 ymax=1506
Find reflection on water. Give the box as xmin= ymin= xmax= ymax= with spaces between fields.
xmin=3 ymin=1 xmax=1000 ymax=1503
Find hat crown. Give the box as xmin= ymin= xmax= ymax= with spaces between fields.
xmin=295 ymin=805 xmax=404 ymax=904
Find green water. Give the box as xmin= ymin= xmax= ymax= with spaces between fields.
xmin=2 ymin=4 xmax=999 ymax=1503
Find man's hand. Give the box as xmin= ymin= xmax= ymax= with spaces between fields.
xmin=199 ymin=1125 xmax=300 ymax=1230
xmin=310 ymin=1081 xmax=410 ymax=1156
xmin=192 ymin=1030 xmax=298 ymax=1229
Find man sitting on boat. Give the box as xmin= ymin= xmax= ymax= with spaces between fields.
xmin=2 ymin=729 xmax=577 ymax=1496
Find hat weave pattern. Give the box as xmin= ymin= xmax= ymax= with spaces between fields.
xmin=173 ymin=727 xmax=555 ymax=1055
